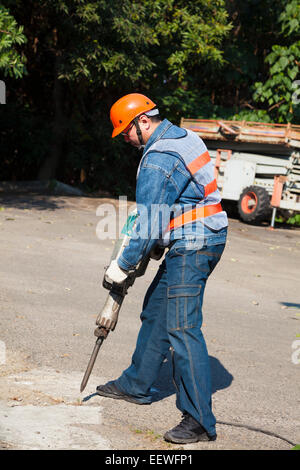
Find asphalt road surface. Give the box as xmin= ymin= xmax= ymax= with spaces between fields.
xmin=0 ymin=192 xmax=299 ymax=450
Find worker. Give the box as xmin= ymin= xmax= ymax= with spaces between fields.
xmin=96 ymin=93 xmax=228 ymax=444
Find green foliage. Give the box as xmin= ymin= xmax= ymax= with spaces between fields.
xmin=279 ymin=0 xmax=300 ymax=36
xmin=1 ymin=0 xmax=231 ymax=194
xmin=285 ymin=214 xmax=300 ymax=226
xmin=253 ymin=41 xmax=300 ymax=122
xmin=1 ymin=0 xmax=300 ymax=198
xmin=253 ymin=1 xmax=300 ymax=123
xmin=0 ymin=5 xmax=27 ymax=78
xmin=51 ymin=0 xmax=231 ymax=88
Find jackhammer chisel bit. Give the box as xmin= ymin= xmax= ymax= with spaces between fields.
xmin=80 ymin=328 xmax=107 ymax=393
xmin=80 ymin=287 xmax=125 ymax=393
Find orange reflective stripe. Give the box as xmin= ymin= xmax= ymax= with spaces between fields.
xmin=187 ymin=150 xmax=210 ymax=175
xmin=168 ymin=203 xmax=223 ymax=231
xmin=204 ymin=179 xmax=218 ymax=197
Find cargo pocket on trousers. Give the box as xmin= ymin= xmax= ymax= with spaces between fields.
xmin=167 ymin=285 xmax=201 ymax=330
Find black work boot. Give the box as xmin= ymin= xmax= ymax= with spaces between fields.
xmin=96 ymin=381 xmax=150 ymax=405
xmin=164 ymin=413 xmax=217 ymax=444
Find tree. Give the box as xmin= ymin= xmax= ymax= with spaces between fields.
xmin=253 ymin=0 xmax=300 ymax=122
xmin=0 ymin=5 xmax=26 ymax=78
xmin=2 ymin=0 xmax=231 ymax=189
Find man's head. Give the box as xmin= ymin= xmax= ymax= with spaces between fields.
xmin=110 ymin=93 xmax=161 ymax=147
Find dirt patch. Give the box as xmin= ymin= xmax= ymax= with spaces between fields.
xmin=0 ymin=350 xmax=60 ymax=407
xmin=0 ymin=352 xmax=111 ymax=449
xmin=0 ymin=349 xmax=33 ymax=378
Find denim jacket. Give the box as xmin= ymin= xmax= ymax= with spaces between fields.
xmin=118 ymin=119 xmax=228 ymax=271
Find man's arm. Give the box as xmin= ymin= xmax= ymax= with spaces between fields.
xmin=117 ymin=152 xmax=190 ymax=271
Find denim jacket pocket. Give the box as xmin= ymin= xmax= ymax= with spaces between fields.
xmin=167 ymin=284 xmax=201 ymax=330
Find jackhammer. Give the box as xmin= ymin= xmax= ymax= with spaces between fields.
xmin=80 ymin=208 xmax=163 ymax=393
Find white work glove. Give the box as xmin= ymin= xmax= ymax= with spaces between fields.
xmin=105 ymin=259 xmax=128 ymax=284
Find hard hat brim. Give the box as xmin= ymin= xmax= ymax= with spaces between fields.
xmin=112 ymin=124 xmax=126 ymax=138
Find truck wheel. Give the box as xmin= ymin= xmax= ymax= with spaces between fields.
xmin=238 ymin=186 xmax=271 ymax=224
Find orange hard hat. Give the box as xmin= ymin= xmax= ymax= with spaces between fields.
xmin=110 ymin=93 xmax=156 ymax=138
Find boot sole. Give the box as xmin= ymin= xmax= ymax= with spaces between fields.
xmin=96 ymin=388 xmax=150 ymax=405
xmin=164 ymin=432 xmax=217 ymax=444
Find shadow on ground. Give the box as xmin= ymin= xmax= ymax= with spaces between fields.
xmin=149 ymin=352 xmax=233 ymax=402
xmin=280 ymin=302 xmax=300 ymax=309
xmin=0 ymin=192 xmax=68 ymax=211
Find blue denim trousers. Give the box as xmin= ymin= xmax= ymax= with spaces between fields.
xmin=115 ymin=228 xmax=227 ymax=436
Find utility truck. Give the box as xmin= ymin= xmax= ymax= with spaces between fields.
xmin=181 ymin=119 xmax=300 ymax=225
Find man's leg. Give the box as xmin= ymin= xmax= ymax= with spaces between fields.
xmin=164 ymin=243 xmax=225 ymax=440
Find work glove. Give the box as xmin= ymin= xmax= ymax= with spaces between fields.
xmin=105 ymin=259 xmax=128 ymax=284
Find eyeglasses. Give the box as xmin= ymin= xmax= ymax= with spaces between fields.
xmin=121 ymin=122 xmax=135 ymax=136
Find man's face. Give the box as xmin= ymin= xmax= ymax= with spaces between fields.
xmin=122 ymin=121 xmax=140 ymax=147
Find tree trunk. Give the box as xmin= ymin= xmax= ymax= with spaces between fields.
xmin=38 ymin=55 xmax=65 ymax=180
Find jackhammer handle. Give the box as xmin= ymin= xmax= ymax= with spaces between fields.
xmin=97 ymin=257 xmax=150 ymax=330
xmin=96 ymin=289 xmax=125 ymax=331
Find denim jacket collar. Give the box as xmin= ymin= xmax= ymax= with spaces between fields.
xmin=143 ymin=119 xmax=173 ymax=154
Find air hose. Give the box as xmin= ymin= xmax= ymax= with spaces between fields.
xmin=216 ymin=420 xmax=296 ymax=447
